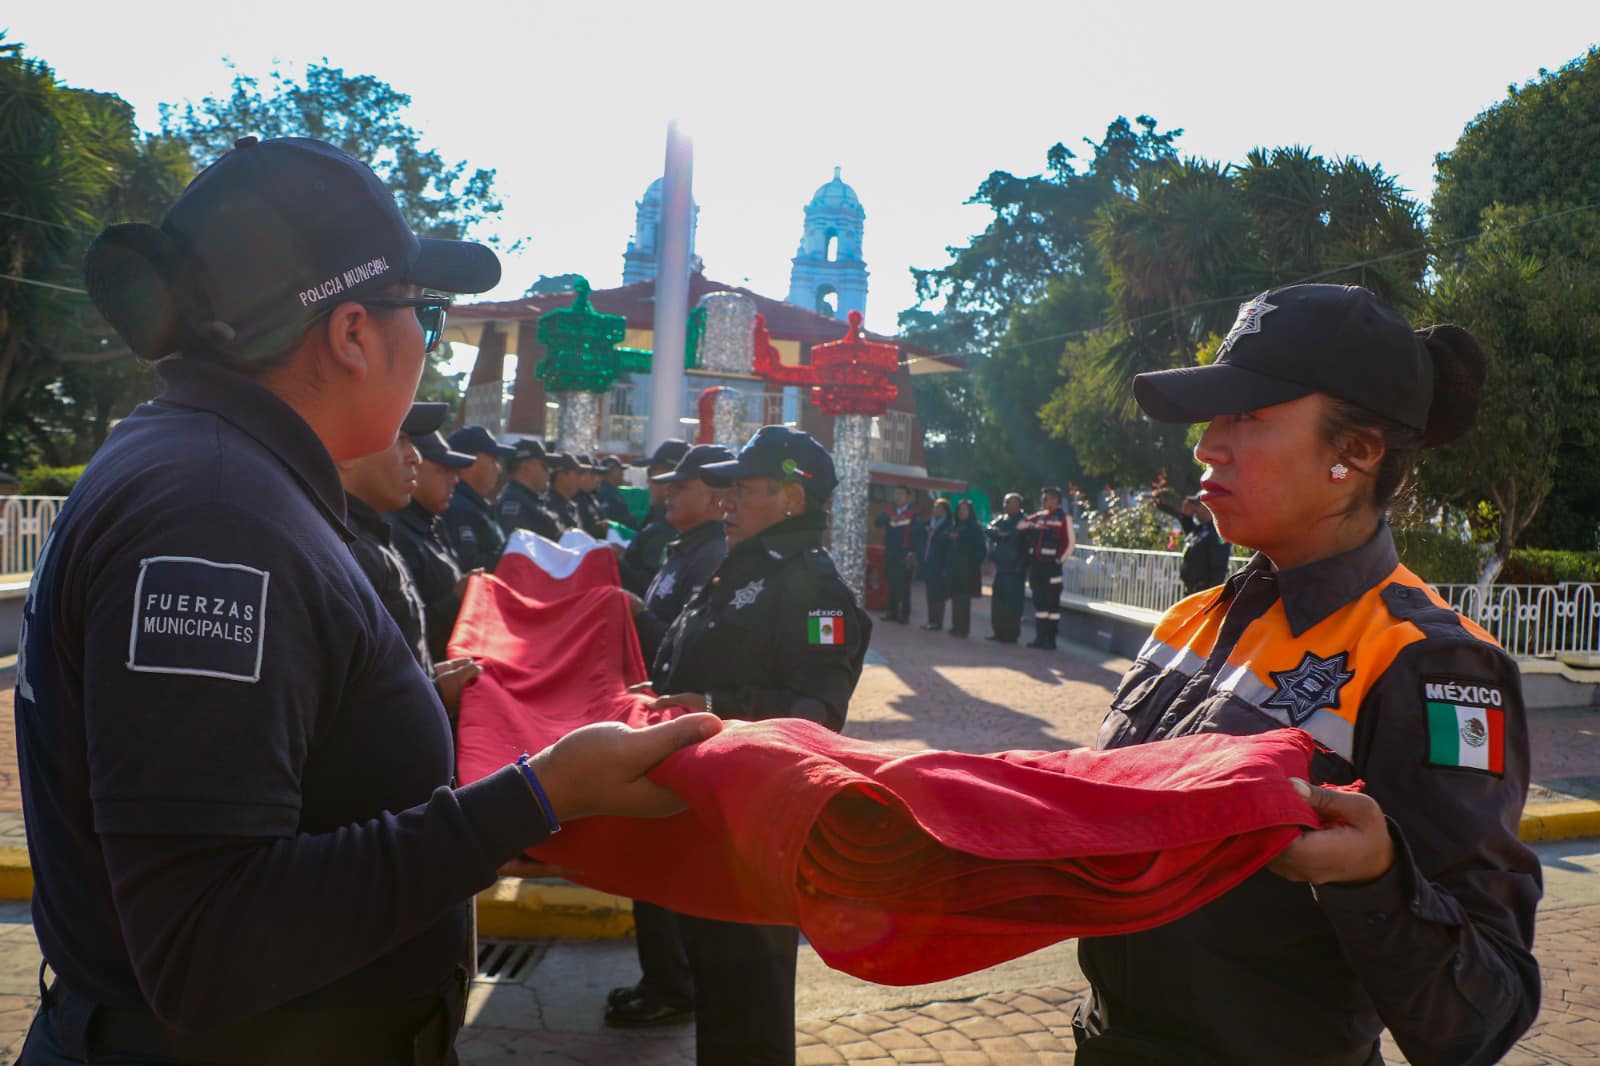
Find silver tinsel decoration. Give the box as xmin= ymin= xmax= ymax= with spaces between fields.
xmin=829 ymin=412 xmax=871 ymax=604
xmin=697 ymin=292 xmax=757 ymax=374
xmin=712 ymin=387 xmax=745 ymax=448
xmin=555 ymin=390 xmax=599 ymax=456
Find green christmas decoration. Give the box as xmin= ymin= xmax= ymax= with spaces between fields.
xmin=535 ymin=278 xmax=706 ymax=395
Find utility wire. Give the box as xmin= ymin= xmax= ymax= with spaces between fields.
xmin=0 ymin=272 xmax=88 ymax=295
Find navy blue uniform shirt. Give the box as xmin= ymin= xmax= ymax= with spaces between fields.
xmin=445 ymin=481 xmax=505 ymax=573
xmin=344 ymin=492 xmax=432 ymax=675
xmin=389 ymin=500 xmax=466 ymax=666
xmin=496 ymin=479 xmax=560 ymax=541
xmin=633 ymin=520 xmax=726 ymax=665
xmin=14 ymin=358 xmax=548 ymax=1032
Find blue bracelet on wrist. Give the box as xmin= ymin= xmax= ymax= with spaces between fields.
xmin=516 ymin=753 xmax=561 ymax=835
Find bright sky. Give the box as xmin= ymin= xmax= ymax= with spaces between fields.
xmin=11 ymin=1 xmax=1598 ymax=329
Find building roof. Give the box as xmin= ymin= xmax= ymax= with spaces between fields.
xmin=444 ymin=273 xmax=965 ymax=374
xmin=808 ymin=167 xmax=863 ymax=213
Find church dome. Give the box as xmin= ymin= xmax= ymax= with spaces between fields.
xmin=808 ymin=167 xmax=862 ymax=212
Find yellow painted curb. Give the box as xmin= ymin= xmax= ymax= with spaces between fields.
xmin=475 ymin=877 xmax=634 ymax=940
xmin=1518 ymin=799 xmax=1600 ymax=843
xmin=0 ymin=846 xmax=31 ymax=901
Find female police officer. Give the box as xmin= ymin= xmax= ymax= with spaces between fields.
xmin=1073 ymin=284 xmax=1541 ymax=1066
xmin=16 ymin=136 xmax=719 ymax=1065
xmin=648 ymin=425 xmax=871 ymax=1066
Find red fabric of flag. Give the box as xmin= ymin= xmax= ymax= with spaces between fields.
xmin=452 ymin=555 xmax=1320 ymax=985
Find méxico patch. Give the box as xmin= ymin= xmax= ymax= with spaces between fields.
xmin=1423 ymin=676 xmax=1505 ymax=774
xmin=127 ymin=556 xmax=270 ymax=683
xmin=808 ymin=609 xmax=846 ymax=645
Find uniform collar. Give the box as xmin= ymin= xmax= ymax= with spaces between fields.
xmin=1261 ymin=522 xmax=1399 ymax=637
xmin=668 ymin=520 xmax=724 ymax=555
xmin=154 ymin=357 xmax=352 ymax=540
xmin=392 ymin=499 xmax=437 ymax=534
xmin=731 ymin=510 xmax=825 ymax=563
xmin=455 ymin=482 xmax=492 ymax=512
xmin=343 ymin=493 xmax=393 ymax=545
xmin=504 ymin=480 xmax=541 ymax=503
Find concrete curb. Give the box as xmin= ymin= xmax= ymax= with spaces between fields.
xmin=5 ymin=801 xmax=1597 ymax=939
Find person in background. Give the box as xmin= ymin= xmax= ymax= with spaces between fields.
xmin=648 ymin=425 xmax=870 ymax=1066
xmin=596 ymin=454 xmax=637 ymax=527
xmin=1178 ymin=494 xmax=1232 ymax=596
xmin=542 ymin=451 xmax=584 ymax=534
xmin=1019 ymin=487 xmax=1074 ymax=650
xmin=573 ymin=453 xmax=609 ymax=539
xmin=874 ymin=484 xmax=921 ymax=624
xmin=607 ymin=444 xmax=734 ymax=1030
xmin=946 ymin=498 xmax=988 ymax=638
xmin=1076 ymin=283 xmax=1539 ymax=1064
xmin=497 ymin=438 xmax=561 ymax=541
xmin=391 ymin=426 xmax=479 ymax=668
xmin=445 ymin=424 xmax=514 ymax=572
xmin=919 ymin=497 xmax=953 ymax=632
xmin=985 ymin=493 xmax=1028 ymax=643
xmin=620 ymin=439 xmax=691 ymax=595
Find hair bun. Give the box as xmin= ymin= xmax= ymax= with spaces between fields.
xmin=82 ymin=223 xmax=195 ymax=359
xmin=1417 ymin=324 xmax=1486 ymax=447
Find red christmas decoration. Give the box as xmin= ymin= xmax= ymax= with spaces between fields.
xmin=753 ymin=310 xmax=900 ymax=416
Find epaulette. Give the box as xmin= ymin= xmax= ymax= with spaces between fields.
xmin=1380 ymin=582 xmax=1464 ymax=632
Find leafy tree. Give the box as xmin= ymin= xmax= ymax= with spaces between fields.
xmin=527 ymin=273 xmax=582 ymax=297
xmin=1417 ymin=206 xmax=1600 ymax=584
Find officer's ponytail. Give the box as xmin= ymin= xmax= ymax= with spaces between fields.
xmin=83 ymin=223 xmax=221 ymax=361
xmin=1322 ymin=321 xmax=1487 ymax=514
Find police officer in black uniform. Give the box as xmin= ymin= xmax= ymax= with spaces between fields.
xmin=874 ymin=484 xmax=921 ymax=624
xmin=649 ymin=426 xmax=871 ymax=1066
xmin=444 ymin=425 xmax=513 ymax=571
xmin=984 ymin=492 xmax=1029 ymax=642
xmin=1019 ymin=487 xmax=1074 ymax=649
xmin=17 ymin=134 xmax=722 ymax=1065
xmin=607 ymin=443 xmax=734 ymax=1029
xmin=595 ymin=454 xmax=637 ymax=527
xmin=542 ymin=451 xmax=584 ymax=534
xmin=390 ymin=427 xmax=477 ymax=667
xmin=496 ymin=438 xmax=561 ymax=541
xmin=573 ymin=453 xmax=609 ymax=539
xmin=619 ymin=439 xmax=691 ymax=595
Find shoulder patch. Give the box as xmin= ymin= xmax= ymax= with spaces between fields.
xmin=127 ymin=556 xmax=269 ymax=683
xmin=1422 ymin=674 xmax=1506 ymax=775
xmin=502 ymin=500 xmax=521 ymax=516
xmin=1381 ymin=582 xmax=1462 ymax=630
xmin=456 ymin=525 xmax=476 ymax=543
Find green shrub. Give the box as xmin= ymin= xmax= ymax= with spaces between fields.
xmin=1502 ymin=548 xmax=1600 ymax=584
xmin=17 ymin=465 xmax=86 ymax=496
xmin=1083 ymin=495 xmax=1179 ymax=551
xmin=1393 ymin=525 xmax=1482 ymax=584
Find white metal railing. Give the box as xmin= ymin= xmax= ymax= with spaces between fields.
xmin=1065 ymin=544 xmax=1600 ymax=659
xmin=1433 ymin=583 xmax=1600 ymax=659
xmin=0 ymin=496 xmax=65 ymax=575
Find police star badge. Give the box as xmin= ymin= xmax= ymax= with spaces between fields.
xmin=653 ymin=570 xmax=677 ymax=598
xmin=1264 ymin=651 xmax=1355 ymax=726
xmin=730 ymin=579 xmax=764 ymax=610
xmin=1217 ymin=294 xmax=1278 ymax=358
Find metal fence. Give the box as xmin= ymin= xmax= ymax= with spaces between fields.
xmin=0 ymin=496 xmax=64 ymax=576
xmin=1063 ymin=543 xmax=1600 ymax=659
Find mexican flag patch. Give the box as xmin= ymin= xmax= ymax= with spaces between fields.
xmin=808 ymin=612 xmax=845 ymax=645
xmin=1424 ymin=679 xmax=1505 ymax=774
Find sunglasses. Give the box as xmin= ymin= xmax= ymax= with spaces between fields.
xmin=360 ymin=296 xmax=452 ymax=354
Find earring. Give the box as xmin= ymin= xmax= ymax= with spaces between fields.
xmin=1330 ymin=463 xmax=1350 ymax=482
xmin=785 ymin=509 xmax=793 ymax=517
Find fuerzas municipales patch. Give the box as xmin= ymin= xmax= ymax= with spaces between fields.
xmin=1423 ymin=676 xmax=1506 ymax=775
xmin=127 ymin=556 xmax=270 ymax=683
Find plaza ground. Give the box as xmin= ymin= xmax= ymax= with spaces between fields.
xmin=2 ymin=612 xmax=1599 ymax=1063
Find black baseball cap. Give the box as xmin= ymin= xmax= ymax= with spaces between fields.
xmin=509 ymin=438 xmax=549 ymax=466
xmin=1133 ymin=284 xmax=1433 ymax=431
xmin=399 ymin=402 xmax=449 ymax=438
xmin=413 ymin=431 xmax=475 ymax=469
xmin=448 ymin=425 xmax=516 ymax=459
xmin=544 ymin=452 xmax=581 ymax=473
xmin=651 ymin=444 xmax=736 ymax=484
xmin=702 ymin=425 xmax=838 ymax=499
xmin=83 ymin=136 xmax=501 ymax=363
xmin=574 ymin=453 xmax=600 ymax=472
xmin=631 ymin=439 xmax=691 ymax=470
xmin=598 ymin=455 xmax=624 ymax=471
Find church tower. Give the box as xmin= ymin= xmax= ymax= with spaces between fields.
xmin=787 ymin=168 xmax=868 ymax=321
xmin=622 ymin=177 xmax=701 ymax=285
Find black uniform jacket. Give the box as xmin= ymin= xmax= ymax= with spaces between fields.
xmin=596 ymin=481 xmax=636 ymax=527
xmin=635 ymin=520 xmax=727 ymax=665
xmin=344 ymin=493 xmax=432 ymax=675
xmin=1022 ymin=505 xmax=1072 ymax=566
xmin=543 ymin=488 xmax=581 ymax=536
xmin=619 ymin=503 xmax=675 ymax=595
xmin=496 ymin=479 xmax=560 ymax=541
xmin=1079 ymin=524 xmax=1541 ymax=1066
xmin=652 ymin=511 xmax=870 ymax=733
xmin=389 ymin=500 xmax=465 ymax=666
xmin=984 ymin=512 xmax=1028 ymax=574
xmin=575 ymin=489 xmax=608 ymax=539
xmin=12 ymin=358 xmax=548 ymax=1040
xmin=445 ymin=481 xmax=506 ymax=573
xmin=875 ymin=504 xmax=924 ymax=568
